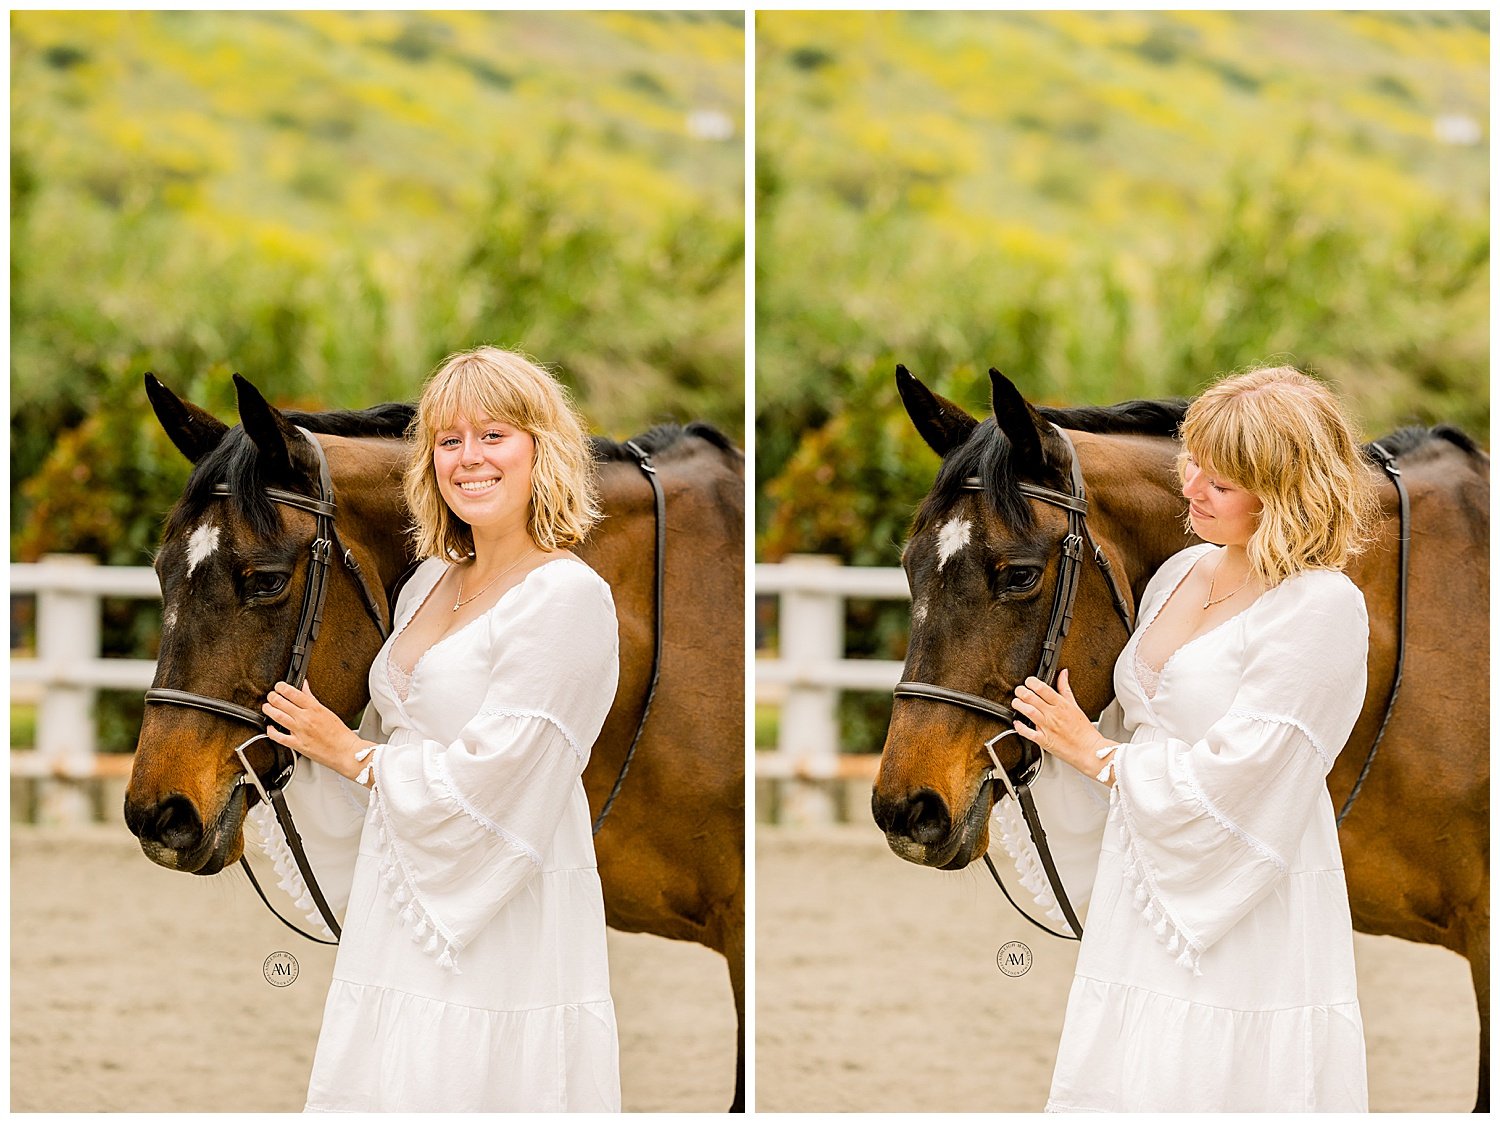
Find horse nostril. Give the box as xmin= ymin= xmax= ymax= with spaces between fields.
xmin=904 ymin=789 xmax=951 ymax=847
xmin=150 ymin=794 xmax=204 ymax=852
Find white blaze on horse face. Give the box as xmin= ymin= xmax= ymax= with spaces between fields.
xmin=185 ymin=522 xmax=220 ymax=579
xmin=935 ymin=516 xmax=972 ymax=571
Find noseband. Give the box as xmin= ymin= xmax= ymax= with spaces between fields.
xmin=893 ymin=426 xmax=1135 ymax=940
xmin=144 ymin=427 xmax=394 ymax=943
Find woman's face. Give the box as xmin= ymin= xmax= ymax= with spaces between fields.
xmin=1182 ymin=451 xmax=1262 ymax=547
xmin=432 ymin=416 xmax=536 ymax=541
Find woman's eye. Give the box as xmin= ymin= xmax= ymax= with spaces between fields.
xmin=246 ymin=572 xmax=288 ymax=598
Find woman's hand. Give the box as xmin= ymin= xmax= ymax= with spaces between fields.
xmin=1011 ymin=669 xmax=1117 ymax=784
xmin=264 ymin=680 xmax=376 ymax=786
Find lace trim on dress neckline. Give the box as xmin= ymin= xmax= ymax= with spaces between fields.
xmin=1133 ymin=648 xmax=1163 ymax=699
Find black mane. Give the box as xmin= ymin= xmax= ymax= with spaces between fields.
xmin=918 ymin=397 xmax=1190 ymax=536
xmin=590 ymin=421 xmax=741 ymax=464
xmin=165 ymin=403 xmax=415 ymax=541
xmin=1038 ymin=397 xmax=1190 ymax=436
xmin=1367 ymin=423 xmax=1484 ymax=461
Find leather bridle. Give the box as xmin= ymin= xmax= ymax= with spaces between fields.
xmin=145 ymin=427 xmax=395 ymax=944
xmin=144 ymin=428 xmax=667 ymax=945
xmin=893 ymin=426 xmax=1134 ymax=940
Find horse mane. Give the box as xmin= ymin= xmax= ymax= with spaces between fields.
xmin=1038 ymin=397 xmax=1190 ymax=436
xmin=919 ymin=397 xmax=1190 ymax=537
xmin=286 ymin=402 xmax=415 ymax=438
xmin=1368 ymin=423 xmax=1484 ymax=462
xmin=590 ymin=421 xmax=743 ymax=465
xmin=166 ymin=403 xmax=415 ymax=541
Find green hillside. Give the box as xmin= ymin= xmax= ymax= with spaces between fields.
xmin=12 ymin=10 xmax=744 ymax=563
xmin=757 ymin=10 xmax=1488 ymax=562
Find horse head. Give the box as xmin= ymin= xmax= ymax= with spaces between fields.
xmin=124 ymin=374 xmax=403 ymax=875
xmin=872 ymin=366 xmax=1147 ymax=870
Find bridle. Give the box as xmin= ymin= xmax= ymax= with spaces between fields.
xmin=893 ymin=426 xmax=1134 ymax=940
xmin=145 ymin=427 xmax=396 ymax=943
xmin=144 ymin=427 xmax=667 ymax=944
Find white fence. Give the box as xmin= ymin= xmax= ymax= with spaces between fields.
xmin=754 ymin=557 xmax=908 ymax=822
xmin=11 ymin=556 xmax=159 ymax=821
xmin=13 ymin=555 xmax=916 ymax=825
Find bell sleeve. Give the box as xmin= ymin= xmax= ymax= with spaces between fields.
xmin=367 ymin=565 xmax=620 ymax=970
xmin=1113 ymin=570 xmax=1369 ymax=973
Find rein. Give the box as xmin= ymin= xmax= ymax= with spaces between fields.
xmin=894 ymin=427 xmax=1135 ymax=941
xmin=591 ymin=440 xmax=665 ymax=836
xmin=1336 ymin=442 xmax=1409 ymax=826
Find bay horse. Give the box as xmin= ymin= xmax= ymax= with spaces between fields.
xmin=873 ymin=366 xmax=1488 ymax=1110
xmin=124 ymin=373 xmax=745 ymax=1111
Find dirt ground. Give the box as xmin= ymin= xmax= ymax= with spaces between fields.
xmin=11 ymin=825 xmax=737 ymax=1112
xmin=756 ymin=825 xmax=1481 ymax=1113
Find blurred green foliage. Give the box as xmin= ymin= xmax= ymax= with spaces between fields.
xmin=12 ymin=10 xmax=745 ymax=564
xmin=757 ymin=11 xmax=1489 ymax=565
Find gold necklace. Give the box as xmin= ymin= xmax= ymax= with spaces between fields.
xmin=1202 ymin=553 xmax=1251 ymax=610
xmin=453 ymin=547 xmax=536 ymax=612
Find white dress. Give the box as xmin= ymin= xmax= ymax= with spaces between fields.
xmin=991 ymin=543 xmax=1370 ymax=1112
xmin=248 ymin=556 xmax=622 ymax=1112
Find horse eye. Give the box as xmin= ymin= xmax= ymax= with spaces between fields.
xmin=246 ymin=572 xmax=288 ymax=598
xmin=1002 ymin=566 xmax=1041 ymax=593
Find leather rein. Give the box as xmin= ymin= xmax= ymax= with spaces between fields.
xmin=144 ymin=429 xmax=665 ymax=945
xmin=894 ymin=427 xmax=1134 ymax=941
xmin=893 ymin=430 xmax=1410 ymax=943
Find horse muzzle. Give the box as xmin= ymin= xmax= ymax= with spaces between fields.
xmin=126 ymin=782 xmax=250 ymax=876
xmin=871 ymin=774 xmax=994 ymax=870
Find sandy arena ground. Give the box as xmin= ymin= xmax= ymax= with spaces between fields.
xmin=11 ymin=825 xmax=737 ymax=1112
xmin=756 ymin=825 xmax=1481 ymax=1113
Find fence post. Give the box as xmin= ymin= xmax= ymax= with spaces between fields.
xmin=35 ymin=554 xmax=99 ymax=823
xmin=778 ymin=554 xmax=842 ymax=823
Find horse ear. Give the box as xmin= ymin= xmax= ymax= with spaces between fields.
xmin=896 ymin=364 xmax=979 ymax=456
xmin=233 ymin=373 xmax=301 ymax=484
xmin=989 ymin=367 xmax=1047 ymax=477
xmin=145 ymin=373 xmax=229 ymax=464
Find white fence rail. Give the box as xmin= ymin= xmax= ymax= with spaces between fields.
xmin=755 ymin=557 xmax=908 ymax=822
xmin=14 ymin=555 xmax=916 ymax=824
xmin=11 ymin=557 xmax=158 ymax=821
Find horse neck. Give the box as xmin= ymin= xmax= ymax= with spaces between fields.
xmin=1073 ymin=429 xmax=1195 ymax=602
xmin=324 ymin=435 xmax=417 ymax=591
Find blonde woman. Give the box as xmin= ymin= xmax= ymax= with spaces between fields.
xmin=255 ymin=347 xmax=621 ymax=1111
xmin=1000 ymin=367 xmax=1377 ymax=1111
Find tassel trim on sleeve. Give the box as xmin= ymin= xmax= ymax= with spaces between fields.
xmin=1112 ymin=766 xmax=1204 ymax=976
xmin=989 ymin=795 xmax=1070 ymax=928
xmin=370 ymin=795 xmax=464 ymax=973
xmin=246 ymin=801 xmax=338 ymax=941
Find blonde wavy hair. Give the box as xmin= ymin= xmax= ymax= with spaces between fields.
xmin=1179 ymin=366 xmax=1378 ymax=587
xmin=404 ymin=346 xmax=600 ymax=558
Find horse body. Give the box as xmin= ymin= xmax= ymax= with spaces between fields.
xmin=124 ymin=376 xmax=745 ymax=1110
xmin=875 ymin=367 xmax=1488 ymax=1108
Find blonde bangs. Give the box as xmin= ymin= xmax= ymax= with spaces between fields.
xmin=1179 ymin=366 xmax=1378 ymax=587
xmin=403 ymin=346 xmax=601 ymax=560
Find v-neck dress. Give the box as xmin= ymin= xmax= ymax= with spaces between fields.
xmin=246 ymin=556 xmax=622 ymax=1112
xmin=990 ymin=543 xmax=1370 ymax=1112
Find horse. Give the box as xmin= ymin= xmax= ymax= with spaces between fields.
xmin=873 ymin=365 xmax=1488 ymax=1110
xmin=123 ymin=373 xmax=746 ymax=1111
